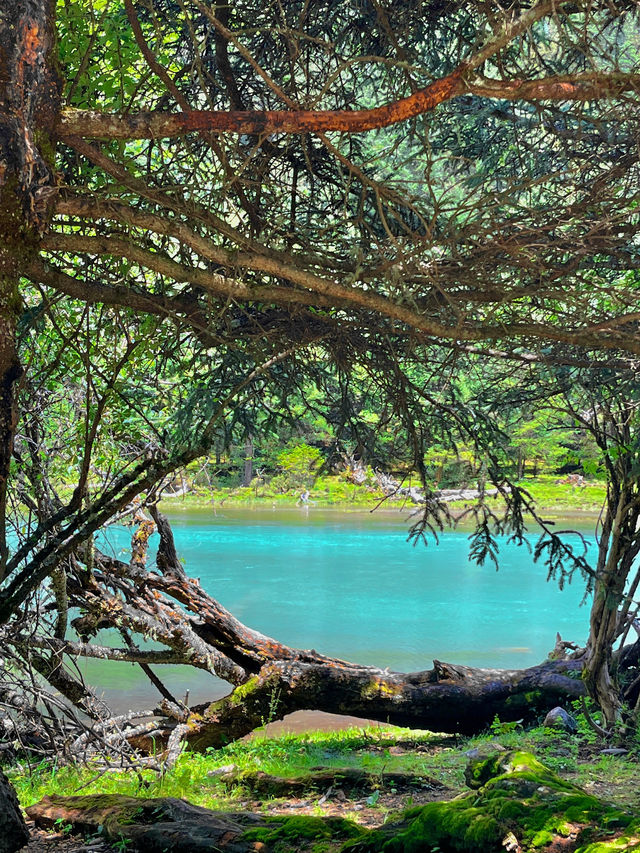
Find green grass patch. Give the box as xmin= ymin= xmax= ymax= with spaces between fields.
xmin=156 ymin=474 xmax=606 ymax=514
xmin=9 ymin=725 xmax=438 ymax=811
xmin=10 ymin=712 xmax=640 ymax=832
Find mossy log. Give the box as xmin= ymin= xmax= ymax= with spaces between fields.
xmin=27 ymin=794 xmax=271 ymax=852
xmin=27 ymin=752 xmax=640 ymax=853
xmin=61 ymin=525 xmax=591 ymax=748
xmin=26 ymin=793 xmax=365 ymax=852
xmin=215 ymin=766 xmax=447 ymax=796
xmin=156 ymin=657 xmax=585 ymax=751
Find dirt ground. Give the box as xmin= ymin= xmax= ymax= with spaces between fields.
xmin=21 ymin=821 xmax=117 ymax=853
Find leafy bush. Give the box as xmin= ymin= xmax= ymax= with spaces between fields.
xmin=274 ymin=443 xmax=322 ymax=489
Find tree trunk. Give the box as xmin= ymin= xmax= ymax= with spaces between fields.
xmin=582 ymin=450 xmax=640 ymax=728
xmin=243 ymin=435 xmax=254 ymax=487
xmin=0 ymin=0 xmax=60 ymax=579
xmin=0 ymin=768 xmax=29 ymax=853
xmin=0 ymin=1 xmax=61 ymax=839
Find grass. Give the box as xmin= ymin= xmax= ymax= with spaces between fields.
xmin=9 ymin=726 xmax=437 ymax=810
xmin=156 ymin=473 xmax=607 ymax=514
xmin=9 ymin=704 xmax=640 ymax=818
xmin=514 ymin=475 xmax=607 ymax=513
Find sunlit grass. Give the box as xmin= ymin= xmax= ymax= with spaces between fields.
xmin=10 ymin=714 xmax=639 ymax=816
xmin=9 ymin=725 xmax=438 ymax=809
xmin=156 ymin=474 xmax=607 ymax=513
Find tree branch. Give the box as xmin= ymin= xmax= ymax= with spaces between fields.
xmin=40 ymin=229 xmax=640 ymax=355
xmin=57 ymin=71 xmax=639 ymax=139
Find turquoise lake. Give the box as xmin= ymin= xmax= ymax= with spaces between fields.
xmin=85 ymin=507 xmax=596 ymax=711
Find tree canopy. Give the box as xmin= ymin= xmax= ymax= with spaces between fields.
xmin=1 ymin=0 xmax=640 ymax=757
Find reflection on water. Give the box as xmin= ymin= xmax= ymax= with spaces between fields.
xmin=84 ymin=507 xmax=595 ymax=713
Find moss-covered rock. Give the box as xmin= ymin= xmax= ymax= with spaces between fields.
xmin=346 ymin=751 xmax=634 ymax=853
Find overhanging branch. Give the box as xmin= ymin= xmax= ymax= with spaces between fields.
xmin=39 ymin=229 xmax=640 ymax=355
xmin=57 ymin=72 xmax=639 ymax=140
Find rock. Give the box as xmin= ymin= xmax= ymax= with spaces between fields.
xmin=207 ymin=764 xmax=237 ymax=777
xmin=0 ymin=768 xmax=29 ymax=853
xmin=463 ymin=742 xmax=507 ymax=760
xmin=543 ymin=706 xmax=578 ymax=733
xmin=463 ymin=747 xmax=481 ymax=759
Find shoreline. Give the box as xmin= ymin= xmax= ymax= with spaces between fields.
xmin=156 ymin=475 xmax=607 ymax=519
xmin=158 ymin=497 xmax=604 ymax=526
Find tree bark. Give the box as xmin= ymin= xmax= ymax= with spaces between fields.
xmin=0 ymin=0 xmax=60 ymax=579
xmin=174 ymin=657 xmax=585 ymax=751
xmin=577 ymin=401 xmax=640 ymax=729
xmin=0 ymin=4 xmax=60 ymax=842
xmin=0 ymin=768 xmax=29 ymax=853
xmin=56 ymin=72 xmax=640 ymax=140
xmin=583 ymin=489 xmax=640 ymax=727
xmin=208 ymin=766 xmax=446 ymax=797
xmin=28 ymin=794 xmax=270 ymax=853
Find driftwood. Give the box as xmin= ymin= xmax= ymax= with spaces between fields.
xmin=4 ymin=511 xmax=590 ymax=759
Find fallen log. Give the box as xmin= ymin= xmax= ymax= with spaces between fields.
xmin=27 ymin=794 xmax=273 ymax=853
xmin=211 ymin=766 xmax=447 ymax=796
xmin=173 ymin=657 xmax=585 ymax=751
xmin=24 ymin=514 xmax=587 ymax=752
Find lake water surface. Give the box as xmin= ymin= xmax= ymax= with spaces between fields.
xmin=85 ymin=507 xmax=596 ymax=712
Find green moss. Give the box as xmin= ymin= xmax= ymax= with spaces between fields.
xmin=360 ymin=679 xmax=402 ymax=700
xmin=531 ymin=829 xmax=554 ymax=847
xmin=244 ymin=815 xmax=366 ymax=844
xmin=349 ymin=752 xmax=634 ymax=853
xmin=231 ymin=676 xmax=261 ymax=702
xmin=203 ymin=676 xmax=262 ymax=718
xmin=575 ymin=820 xmax=640 ymax=852
xmin=39 ymin=793 xmax=142 ymax=818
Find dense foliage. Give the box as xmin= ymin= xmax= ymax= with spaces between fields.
xmin=0 ymin=1 xmax=640 ymax=783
